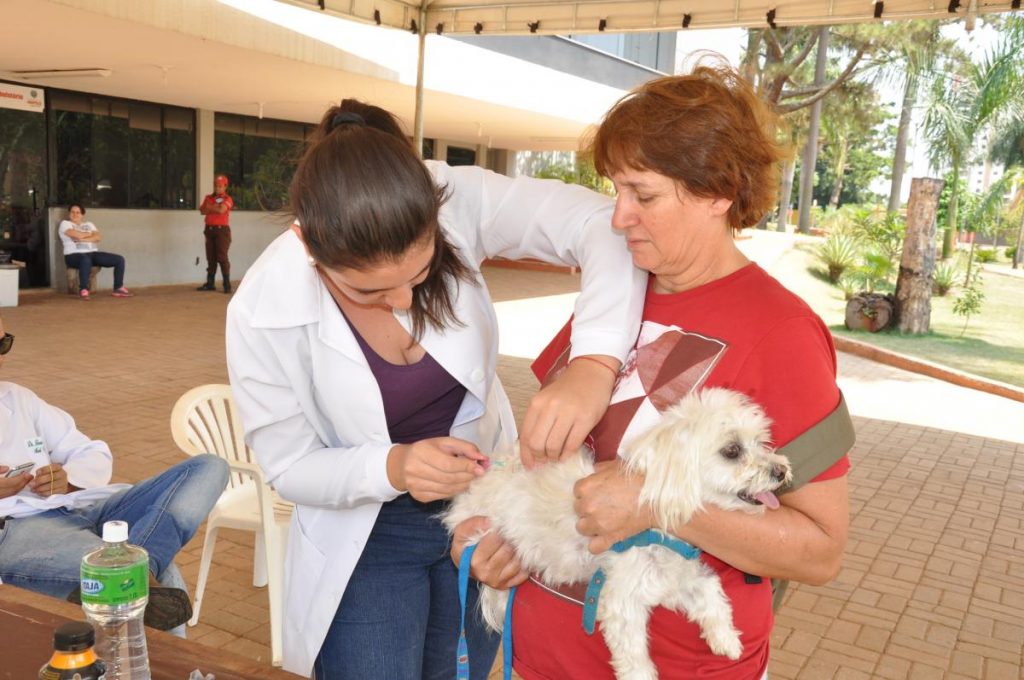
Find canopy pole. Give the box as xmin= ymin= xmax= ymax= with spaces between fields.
xmin=413 ymin=4 xmax=427 ymax=158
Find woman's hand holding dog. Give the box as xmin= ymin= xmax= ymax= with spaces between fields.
xmin=520 ymin=354 xmax=620 ymax=469
xmin=450 ymin=516 xmax=529 ymax=590
xmin=574 ymin=460 xmax=655 ymax=554
xmin=387 ymin=437 xmax=487 ymax=502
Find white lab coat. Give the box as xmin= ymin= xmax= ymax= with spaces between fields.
xmin=225 ymin=161 xmax=645 ymax=676
xmin=0 ymin=381 xmax=127 ymax=520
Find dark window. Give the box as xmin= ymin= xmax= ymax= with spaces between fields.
xmin=49 ymin=91 xmax=195 ymax=209
xmin=422 ymin=138 xmax=435 ymax=160
xmin=0 ymin=100 xmax=49 ymax=287
xmin=446 ymin=145 xmax=476 ymax=167
xmin=214 ymin=114 xmax=314 ymax=211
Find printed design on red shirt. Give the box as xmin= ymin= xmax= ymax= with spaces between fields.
xmin=534 ymin=321 xmax=728 ymax=605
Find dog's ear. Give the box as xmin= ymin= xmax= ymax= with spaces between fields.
xmin=624 ymin=411 xmax=704 ymax=530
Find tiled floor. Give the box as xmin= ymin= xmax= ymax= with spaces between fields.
xmin=3 ymin=262 xmax=1023 ymax=679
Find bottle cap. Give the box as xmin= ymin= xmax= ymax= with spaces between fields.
xmin=102 ymin=520 xmax=129 ymax=543
xmin=54 ymin=621 xmax=95 ymax=652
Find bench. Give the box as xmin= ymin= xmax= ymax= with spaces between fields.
xmin=64 ymin=265 xmax=107 ymax=294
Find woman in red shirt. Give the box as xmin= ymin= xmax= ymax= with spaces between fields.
xmin=451 ymin=62 xmax=851 ymax=679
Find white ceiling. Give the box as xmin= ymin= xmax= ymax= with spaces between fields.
xmin=0 ymin=0 xmax=626 ymax=150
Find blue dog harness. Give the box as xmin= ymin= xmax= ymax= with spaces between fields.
xmin=455 ymin=530 xmax=700 ymax=679
xmin=582 ymin=529 xmax=701 ymax=634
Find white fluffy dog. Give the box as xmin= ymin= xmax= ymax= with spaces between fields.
xmin=442 ymin=387 xmax=792 ymax=680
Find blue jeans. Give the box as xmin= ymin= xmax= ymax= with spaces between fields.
xmin=65 ymin=251 xmax=126 ymax=291
xmin=314 ymin=495 xmax=499 ymax=680
xmin=0 ymin=455 xmax=228 ymax=599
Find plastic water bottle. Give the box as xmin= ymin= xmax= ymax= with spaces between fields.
xmin=80 ymin=520 xmax=152 ymax=679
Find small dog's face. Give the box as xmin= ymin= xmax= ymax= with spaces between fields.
xmin=625 ymin=388 xmax=793 ymax=528
xmin=699 ymin=419 xmax=791 ymax=514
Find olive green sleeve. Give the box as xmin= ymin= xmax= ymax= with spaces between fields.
xmin=776 ymin=392 xmax=855 ymax=494
xmin=771 ymin=392 xmax=855 ymax=610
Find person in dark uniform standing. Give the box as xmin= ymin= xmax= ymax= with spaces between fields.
xmin=198 ymin=174 xmax=234 ymax=293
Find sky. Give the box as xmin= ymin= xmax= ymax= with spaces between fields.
xmin=674 ymin=28 xmax=745 ymax=70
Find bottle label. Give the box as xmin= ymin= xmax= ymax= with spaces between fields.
xmin=80 ymin=561 xmax=148 ymax=606
xmin=39 ymin=655 xmax=106 ymax=679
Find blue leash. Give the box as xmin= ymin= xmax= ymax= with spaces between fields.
xmin=582 ymin=529 xmax=701 ymax=635
xmin=456 ymin=530 xmax=698 ymax=679
xmin=457 ymin=543 xmax=517 ymax=680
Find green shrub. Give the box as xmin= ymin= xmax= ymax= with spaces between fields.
xmin=953 ymin=282 xmax=985 ymax=337
xmin=974 ymin=248 xmax=999 ymax=263
xmin=849 ymin=208 xmax=904 ymax=267
xmin=1006 ymin=245 xmax=1017 ymax=260
xmin=932 ymin=260 xmax=959 ymax=296
xmin=816 ymin=235 xmax=859 ymax=282
xmin=818 ymin=206 xmax=858 ymax=236
xmin=837 ymin=273 xmax=858 ymax=300
xmin=847 ymin=250 xmax=896 ymax=293
xmin=535 ymin=159 xmax=613 ymax=195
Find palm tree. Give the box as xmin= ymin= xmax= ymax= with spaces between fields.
xmin=923 ymin=17 xmax=1024 ymax=259
xmin=1002 ymin=170 xmax=1024 ymax=270
xmin=960 ymin=166 xmax=1024 ymax=282
xmin=884 ymin=23 xmax=958 ymax=213
xmin=989 ymin=103 xmax=1024 ymax=269
xmin=991 ymin=120 xmax=1024 ymax=169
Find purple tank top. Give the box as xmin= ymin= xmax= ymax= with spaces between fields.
xmin=345 ymin=317 xmax=467 ymax=445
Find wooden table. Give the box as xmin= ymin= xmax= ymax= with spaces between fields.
xmin=0 ymin=585 xmax=303 ymax=679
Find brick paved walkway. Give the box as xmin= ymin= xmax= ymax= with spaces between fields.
xmin=3 ymin=265 xmax=1022 ymax=679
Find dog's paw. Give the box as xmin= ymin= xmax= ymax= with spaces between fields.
xmin=705 ymin=626 xmax=743 ymax=660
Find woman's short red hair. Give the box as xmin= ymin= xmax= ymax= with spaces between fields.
xmin=588 ymin=63 xmax=789 ymax=230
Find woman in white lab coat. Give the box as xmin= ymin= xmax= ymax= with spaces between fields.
xmin=226 ymin=100 xmax=644 ymax=679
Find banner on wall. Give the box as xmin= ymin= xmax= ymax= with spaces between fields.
xmin=0 ymin=82 xmax=45 ymax=113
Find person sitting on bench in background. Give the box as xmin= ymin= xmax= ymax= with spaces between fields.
xmin=58 ymin=204 xmax=134 ymax=300
xmin=0 ymin=310 xmax=229 ymax=634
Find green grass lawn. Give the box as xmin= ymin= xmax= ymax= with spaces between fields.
xmin=768 ymin=239 xmax=1024 ymax=388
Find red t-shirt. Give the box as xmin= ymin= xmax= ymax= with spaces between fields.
xmin=513 ymin=263 xmax=850 ymax=680
xmin=202 ymin=193 xmax=234 ymax=226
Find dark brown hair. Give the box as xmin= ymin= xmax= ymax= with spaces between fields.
xmin=68 ymin=203 xmax=86 ymax=215
xmin=588 ymin=63 xmax=788 ymax=230
xmin=290 ymin=99 xmax=475 ymax=338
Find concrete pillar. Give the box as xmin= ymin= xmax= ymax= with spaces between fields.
xmin=196 ymin=109 xmax=215 ymax=203
xmin=434 ymin=140 xmax=449 ymax=164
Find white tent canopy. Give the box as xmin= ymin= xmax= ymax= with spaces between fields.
xmin=279 ymin=0 xmax=1018 ymax=35
xmin=276 ymin=0 xmax=1019 ymax=152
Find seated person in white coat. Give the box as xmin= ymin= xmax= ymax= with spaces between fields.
xmin=226 ymin=100 xmax=645 ymax=679
xmin=0 ymin=311 xmax=229 ymax=631
xmin=58 ymin=203 xmax=134 ymax=299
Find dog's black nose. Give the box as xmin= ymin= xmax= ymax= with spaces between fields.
xmin=771 ymin=464 xmax=788 ymax=482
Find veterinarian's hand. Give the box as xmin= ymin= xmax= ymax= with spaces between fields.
xmin=387 ymin=438 xmax=487 ymax=503
xmin=0 ymin=467 xmax=33 ymax=500
xmin=520 ymin=355 xmax=620 ymax=468
xmin=574 ymin=460 xmax=654 ymax=554
xmin=450 ymin=516 xmax=528 ymax=590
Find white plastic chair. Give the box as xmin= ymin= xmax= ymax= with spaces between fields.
xmin=170 ymin=384 xmax=293 ymax=667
